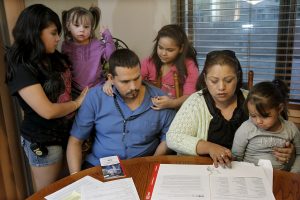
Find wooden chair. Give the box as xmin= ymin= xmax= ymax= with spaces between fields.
xmin=112 ymin=37 xmax=129 ymax=49
xmin=247 ymin=70 xmax=254 ymax=89
xmin=288 ymin=104 xmax=300 ymax=129
xmin=102 ymin=37 xmax=129 ymax=78
xmin=154 ymin=71 xmax=182 ymax=98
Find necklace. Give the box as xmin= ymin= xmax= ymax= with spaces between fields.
xmin=113 ymin=90 xmax=149 ymax=139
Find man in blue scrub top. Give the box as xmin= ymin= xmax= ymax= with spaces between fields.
xmin=67 ymin=49 xmax=176 ymax=173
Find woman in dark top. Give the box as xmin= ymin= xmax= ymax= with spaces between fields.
xmin=167 ymin=50 xmax=294 ymax=168
xmin=5 ymin=4 xmax=87 ymax=192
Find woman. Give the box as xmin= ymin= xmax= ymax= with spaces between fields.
xmin=5 ymin=4 xmax=87 ymax=191
xmin=166 ymin=50 xmax=294 ymax=168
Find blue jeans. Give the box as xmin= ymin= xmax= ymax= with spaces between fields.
xmin=21 ymin=137 xmax=63 ymax=167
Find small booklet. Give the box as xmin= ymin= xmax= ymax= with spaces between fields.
xmin=100 ymin=155 xmax=126 ymax=179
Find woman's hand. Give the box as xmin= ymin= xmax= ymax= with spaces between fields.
xmin=102 ymin=79 xmax=114 ymax=96
xmin=151 ymin=96 xmax=173 ymax=110
xmin=208 ymin=143 xmax=232 ymax=168
xmin=74 ymin=87 xmax=88 ymax=108
xmin=273 ymin=141 xmax=295 ymax=164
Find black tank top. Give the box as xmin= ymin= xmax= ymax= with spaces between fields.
xmin=202 ymin=89 xmax=248 ymax=149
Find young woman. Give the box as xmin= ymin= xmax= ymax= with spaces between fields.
xmin=166 ymin=50 xmax=294 ymax=168
xmin=5 ymin=4 xmax=87 ymax=191
xmin=62 ymin=6 xmax=115 ymax=98
xmin=232 ymin=79 xmax=300 ymax=173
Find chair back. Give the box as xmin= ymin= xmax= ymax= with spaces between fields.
xmin=155 ymin=70 xmax=182 ymax=98
xmin=247 ymin=70 xmax=254 ymax=89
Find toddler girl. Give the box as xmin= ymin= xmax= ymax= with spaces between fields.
xmin=62 ymin=6 xmax=115 ymax=98
xmin=232 ymin=79 xmax=300 ymax=173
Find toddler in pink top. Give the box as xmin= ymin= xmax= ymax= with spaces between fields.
xmin=141 ymin=24 xmax=199 ymax=109
xmin=62 ymin=6 xmax=115 ymax=98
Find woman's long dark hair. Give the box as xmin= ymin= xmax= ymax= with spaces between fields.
xmin=5 ymin=4 xmax=69 ymax=102
xmin=150 ymin=24 xmax=198 ymax=85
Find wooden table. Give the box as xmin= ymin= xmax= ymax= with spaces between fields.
xmin=26 ymin=155 xmax=300 ymax=200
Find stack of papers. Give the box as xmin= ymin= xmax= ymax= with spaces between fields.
xmin=45 ymin=176 xmax=140 ymax=200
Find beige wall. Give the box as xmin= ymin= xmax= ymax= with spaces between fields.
xmin=25 ymin=0 xmax=171 ymax=59
xmin=99 ymin=0 xmax=171 ymax=59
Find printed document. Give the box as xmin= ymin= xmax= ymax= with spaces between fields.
xmin=45 ymin=176 xmax=103 ymax=200
xmin=81 ymin=177 xmax=140 ymax=200
xmin=148 ymin=162 xmax=275 ymax=200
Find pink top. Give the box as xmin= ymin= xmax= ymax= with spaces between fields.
xmin=141 ymin=58 xmax=199 ymax=98
xmin=62 ymin=29 xmax=115 ymax=91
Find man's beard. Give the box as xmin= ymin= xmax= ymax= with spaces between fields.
xmin=125 ymin=89 xmax=139 ymax=99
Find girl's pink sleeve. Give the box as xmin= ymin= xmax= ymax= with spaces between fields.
xmin=141 ymin=58 xmax=157 ymax=81
xmin=182 ymin=59 xmax=199 ymax=95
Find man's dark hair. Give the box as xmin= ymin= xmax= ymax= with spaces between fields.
xmin=108 ymin=49 xmax=140 ymax=76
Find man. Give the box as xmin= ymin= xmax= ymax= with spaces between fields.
xmin=67 ymin=49 xmax=176 ymax=173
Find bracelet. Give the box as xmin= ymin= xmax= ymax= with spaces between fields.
xmin=71 ymin=171 xmax=78 ymax=175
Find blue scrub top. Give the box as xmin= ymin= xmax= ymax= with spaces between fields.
xmin=70 ymin=82 xmax=176 ymax=166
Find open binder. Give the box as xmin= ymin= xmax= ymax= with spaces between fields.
xmin=145 ymin=162 xmax=275 ymax=200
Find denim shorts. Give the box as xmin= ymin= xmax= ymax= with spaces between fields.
xmin=21 ymin=137 xmax=63 ymax=167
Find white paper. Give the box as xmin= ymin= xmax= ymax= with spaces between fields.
xmin=45 ymin=176 xmax=103 ymax=200
xmin=81 ymin=177 xmax=140 ymax=200
xmin=150 ymin=162 xmax=275 ymax=200
xmin=151 ymin=164 xmax=211 ymax=200
xmin=258 ymin=159 xmax=273 ymax=188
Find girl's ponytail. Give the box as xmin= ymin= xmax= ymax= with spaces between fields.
xmin=272 ymin=79 xmax=289 ymax=119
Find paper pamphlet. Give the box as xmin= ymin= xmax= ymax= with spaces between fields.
xmin=100 ymin=155 xmax=126 ymax=179
xmin=45 ymin=176 xmax=103 ymax=200
xmin=46 ymin=176 xmax=140 ymax=200
xmin=146 ymin=162 xmax=275 ymax=200
xmin=81 ymin=177 xmax=140 ymax=200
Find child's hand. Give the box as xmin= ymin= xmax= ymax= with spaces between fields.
xmin=74 ymin=87 xmax=89 ymax=108
xmin=103 ymin=79 xmax=113 ymax=96
xmin=100 ymin=25 xmax=108 ymax=36
xmin=151 ymin=96 xmax=172 ymax=110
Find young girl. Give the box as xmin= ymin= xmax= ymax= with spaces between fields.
xmin=5 ymin=4 xmax=87 ymax=191
xmin=62 ymin=6 xmax=115 ymax=98
xmin=232 ymin=79 xmax=300 ymax=173
xmin=141 ymin=24 xmax=199 ymax=109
